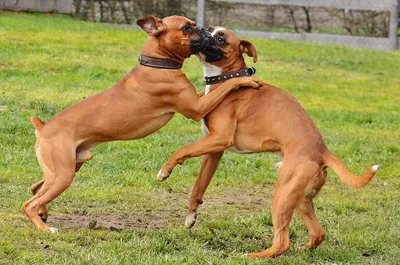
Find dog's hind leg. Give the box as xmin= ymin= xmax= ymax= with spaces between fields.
xmin=23 ymin=141 xmax=76 ymax=232
xmin=296 ymin=168 xmax=326 ymax=249
xmin=30 ymin=180 xmax=44 ymax=194
xmin=296 ymin=199 xmax=325 ymax=249
xmin=27 ymin=149 xmax=91 ymax=224
xmin=185 ymin=152 xmax=224 ymax=228
xmin=247 ymin=162 xmax=315 ymax=258
xmin=30 ymin=180 xmax=48 ymax=222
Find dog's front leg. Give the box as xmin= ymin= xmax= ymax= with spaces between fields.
xmin=157 ymin=132 xmax=233 ymax=181
xmin=185 ymin=151 xmax=224 ymax=228
xmin=174 ymin=77 xmax=261 ymax=121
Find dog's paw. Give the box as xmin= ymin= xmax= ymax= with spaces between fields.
xmin=49 ymin=227 xmax=59 ymax=233
xmin=252 ymin=77 xmax=263 ymax=88
xmin=246 ymin=78 xmax=263 ymax=89
xmin=157 ymin=169 xmax=169 ymax=182
xmin=231 ymin=77 xmax=260 ymax=90
xmin=185 ymin=212 xmax=197 ymax=229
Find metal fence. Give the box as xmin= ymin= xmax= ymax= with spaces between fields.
xmin=197 ymin=0 xmax=399 ymax=50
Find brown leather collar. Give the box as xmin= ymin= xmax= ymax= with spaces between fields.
xmin=204 ymin=67 xmax=256 ymax=85
xmin=138 ymin=54 xmax=182 ymax=70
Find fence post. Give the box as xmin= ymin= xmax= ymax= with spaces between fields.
xmin=389 ymin=0 xmax=399 ymax=49
xmin=197 ymin=0 xmax=205 ymax=27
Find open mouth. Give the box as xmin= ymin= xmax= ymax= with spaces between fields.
xmin=199 ymin=34 xmax=224 ymax=63
xmin=201 ymin=45 xmax=223 ymax=62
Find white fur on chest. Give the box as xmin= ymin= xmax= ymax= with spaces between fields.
xmin=203 ymin=62 xmax=222 ymax=84
xmin=201 ymin=84 xmax=211 ymax=136
xmin=201 ymin=62 xmax=221 ymax=135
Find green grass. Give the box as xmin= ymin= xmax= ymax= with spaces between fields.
xmin=1 ymin=12 xmax=400 ymax=264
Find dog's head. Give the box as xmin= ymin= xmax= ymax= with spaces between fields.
xmin=137 ymin=15 xmax=210 ymax=60
xmin=198 ymin=27 xmax=258 ymax=68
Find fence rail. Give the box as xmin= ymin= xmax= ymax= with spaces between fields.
xmin=197 ymin=0 xmax=399 ymax=50
xmin=211 ymin=0 xmax=394 ymax=11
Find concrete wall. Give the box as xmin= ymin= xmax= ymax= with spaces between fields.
xmin=0 ymin=0 xmax=74 ymax=13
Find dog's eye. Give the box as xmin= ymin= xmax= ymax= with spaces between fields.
xmin=182 ymin=25 xmax=192 ymax=33
xmin=217 ymin=37 xmax=224 ymax=43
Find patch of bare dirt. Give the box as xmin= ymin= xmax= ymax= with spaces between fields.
xmin=47 ymin=212 xmax=172 ymax=231
xmin=45 ymin=184 xmax=274 ymax=231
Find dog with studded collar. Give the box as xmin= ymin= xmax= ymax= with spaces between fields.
xmin=157 ymin=27 xmax=379 ymax=258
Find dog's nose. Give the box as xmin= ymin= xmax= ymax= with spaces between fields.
xmin=197 ymin=26 xmax=206 ymax=34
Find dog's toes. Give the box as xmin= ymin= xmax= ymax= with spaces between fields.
xmin=297 ymin=244 xmax=308 ymax=250
xmin=157 ymin=169 xmax=169 ymax=182
xmin=185 ymin=212 xmax=197 ymax=229
xmin=250 ymin=81 xmax=261 ymax=89
xmin=255 ymin=79 xmax=263 ymax=87
xmin=49 ymin=227 xmax=59 ymax=233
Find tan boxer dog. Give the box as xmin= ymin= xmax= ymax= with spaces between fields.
xmin=24 ymin=17 xmax=262 ymax=233
xmin=157 ymin=27 xmax=379 ymax=258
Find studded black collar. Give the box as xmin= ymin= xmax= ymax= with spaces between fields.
xmin=204 ymin=67 xmax=256 ymax=85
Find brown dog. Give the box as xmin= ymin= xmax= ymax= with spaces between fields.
xmin=24 ymin=17 xmax=261 ymax=232
xmin=158 ymin=27 xmax=379 ymax=258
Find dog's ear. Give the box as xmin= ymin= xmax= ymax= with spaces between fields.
xmin=137 ymin=15 xmax=166 ymax=36
xmin=239 ymin=40 xmax=258 ymax=63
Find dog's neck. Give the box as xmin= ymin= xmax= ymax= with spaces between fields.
xmin=202 ymin=55 xmax=250 ymax=94
xmin=203 ymin=61 xmax=222 ymax=77
xmin=141 ymin=38 xmax=186 ymax=65
xmin=202 ymin=62 xmax=222 ymax=95
xmin=203 ymin=61 xmax=254 ymax=95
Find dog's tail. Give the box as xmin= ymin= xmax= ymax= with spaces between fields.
xmin=30 ymin=116 xmax=45 ymax=138
xmin=323 ymin=151 xmax=378 ymax=188
xmin=30 ymin=116 xmax=45 ymax=131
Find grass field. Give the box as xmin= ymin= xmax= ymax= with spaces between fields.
xmin=1 ymin=12 xmax=400 ymax=264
